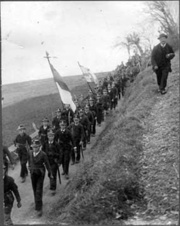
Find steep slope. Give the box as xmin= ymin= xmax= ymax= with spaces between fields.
xmin=44 ymin=51 xmax=179 ymax=225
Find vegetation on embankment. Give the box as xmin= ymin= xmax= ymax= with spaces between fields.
xmin=45 ymin=68 xmax=162 ymax=224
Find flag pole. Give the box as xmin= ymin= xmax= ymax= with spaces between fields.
xmin=77 ymin=61 xmax=95 ymax=94
xmin=44 ymin=51 xmax=65 ymax=110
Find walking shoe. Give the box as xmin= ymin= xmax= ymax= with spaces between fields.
xmin=21 ymin=177 xmax=26 ymax=183
xmin=61 ymin=171 xmax=65 ymax=175
xmin=75 ymin=160 xmax=80 ymax=164
xmin=65 ymin=174 xmax=69 ymax=180
xmin=51 ymin=190 xmax=56 ymax=196
xmin=161 ymin=89 xmax=167 ymax=95
xmin=71 ymin=162 xmax=75 ymax=165
xmin=36 ymin=210 xmax=43 ymax=217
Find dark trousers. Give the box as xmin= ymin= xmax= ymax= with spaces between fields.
xmin=31 ymin=171 xmax=45 ymax=211
xmin=114 ymin=97 xmax=118 ymax=108
xmin=83 ymin=130 xmax=87 ymax=148
xmin=62 ymin=152 xmax=70 ymax=175
xmin=91 ymin=119 xmax=96 ymax=134
xmin=110 ymin=100 xmax=116 ymax=110
xmin=155 ymin=67 xmax=169 ymax=90
xmin=71 ymin=140 xmax=81 ymax=162
xmin=97 ymin=111 xmax=103 ymax=124
xmin=20 ymin=161 xmax=28 ymax=178
xmin=49 ymin=163 xmax=58 ymax=190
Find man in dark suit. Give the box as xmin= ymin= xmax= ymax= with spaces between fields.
xmin=151 ymin=33 xmax=175 ymax=94
xmin=14 ymin=125 xmax=32 ymax=183
xmin=54 ymin=120 xmax=75 ymax=179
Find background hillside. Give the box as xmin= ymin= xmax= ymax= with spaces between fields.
xmin=2 ymin=71 xmax=110 ymax=146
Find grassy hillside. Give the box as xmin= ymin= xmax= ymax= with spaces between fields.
xmin=2 ymin=71 xmax=109 ymax=108
xmin=44 ymin=53 xmax=179 ymax=225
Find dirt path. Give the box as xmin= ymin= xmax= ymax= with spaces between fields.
xmin=123 ymin=54 xmax=179 ymax=225
xmin=9 ymin=113 xmax=110 ymax=225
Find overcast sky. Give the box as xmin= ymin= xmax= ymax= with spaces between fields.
xmin=2 ymin=1 xmax=159 ymax=85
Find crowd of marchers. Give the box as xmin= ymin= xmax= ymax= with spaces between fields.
xmin=3 ymin=69 xmax=131 ymax=223
xmin=3 ymin=33 xmax=175 ymax=224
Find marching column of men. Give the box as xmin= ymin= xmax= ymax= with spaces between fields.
xmin=4 ymin=72 xmax=127 ymax=223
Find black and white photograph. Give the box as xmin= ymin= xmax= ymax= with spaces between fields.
xmin=1 ymin=1 xmax=179 ymax=225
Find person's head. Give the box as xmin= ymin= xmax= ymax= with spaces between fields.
xmin=85 ymin=105 xmax=89 ymax=113
xmin=65 ymin=104 xmax=70 ymax=110
xmin=47 ymin=130 xmax=55 ymax=142
xmin=17 ymin=125 xmax=26 ymax=135
xmin=158 ymin=33 xmax=168 ymax=45
xmin=103 ymin=89 xmax=107 ymax=95
xmin=96 ymin=93 xmax=101 ymax=101
xmin=88 ymin=89 xmax=92 ymax=95
xmin=31 ymin=139 xmax=41 ymax=153
xmin=108 ymin=85 xmax=111 ymax=92
xmin=42 ymin=118 xmax=49 ymax=127
xmin=60 ymin=120 xmax=66 ymax=130
xmin=79 ymin=109 xmax=84 ymax=117
xmin=89 ymin=97 xmax=94 ymax=106
xmin=56 ymin=108 xmax=61 ymax=117
xmin=74 ymin=115 xmax=80 ymax=125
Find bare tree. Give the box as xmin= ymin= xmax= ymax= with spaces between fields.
xmin=114 ymin=36 xmax=132 ymax=59
xmin=126 ymin=32 xmax=144 ymax=56
xmin=145 ymin=1 xmax=179 ymax=50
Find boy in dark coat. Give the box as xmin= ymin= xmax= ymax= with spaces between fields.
xmin=42 ymin=131 xmax=61 ymax=195
xmin=151 ymin=33 xmax=175 ymax=94
xmin=68 ymin=115 xmax=84 ymax=164
xmin=3 ymin=145 xmax=15 ymax=174
xmin=54 ymin=120 xmax=75 ymax=179
xmin=14 ymin=124 xmax=32 ymax=183
xmin=28 ymin=139 xmax=53 ymax=216
xmin=84 ymin=104 xmax=94 ymax=143
xmin=3 ymin=164 xmax=22 ymax=225
xmin=38 ymin=118 xmax=50 ymax=146
xmin=79 ymin=109 xmax=90 ymax=150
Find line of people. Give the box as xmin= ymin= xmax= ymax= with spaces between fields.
xmin=3 ymin=72 xmax=128 ymax=223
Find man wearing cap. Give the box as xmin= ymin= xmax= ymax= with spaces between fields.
xmin=63 ymin=104 xmax=74 ymax=126
xmin=67 ymin=115 xmax=84 ymax=164
xmin=84 ymin=105 xmax=94 ymax=143
xmin=3 ymin=164 xmax=22 ymax=225
xmin=101 ymin=89 xmax=110 ymax=119
xmin=52 ymin=109 xmax=63 ymax=132
xmin=79 ymin=109 xmax=90 ymax=150
xmin=54 ymin=120 xmax=75 ymax=179
xmin=14 ymin=125 xmax=32 ymax=183
xmin=28 ymin=139 xmax=52 ymax=216
xmin=95 ymin=93 xmax=104 ymax=126
xmin=42 ymin=131 xmax=61 ymax=195
xmin=151 ymin=33 xmax=175 ymax=94
xmin=38 ymin=118 xmax=50 ymax=146
xmin=89 ymin=97 xmax=97 ymax=136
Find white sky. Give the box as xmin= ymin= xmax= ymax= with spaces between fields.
xmin=1 ymin=1 xmax=159 ymax=85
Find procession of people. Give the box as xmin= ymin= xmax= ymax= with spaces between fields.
xmin=3 ymin=32 xmax=175 ymax=224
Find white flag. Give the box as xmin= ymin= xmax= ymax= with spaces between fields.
xmin=78 ymin=63 xmax=98 ymax=84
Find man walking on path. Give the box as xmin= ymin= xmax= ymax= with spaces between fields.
xmin=151 ymin=33 xmax=175 ymax=94
xmin=3 ymin=164 xmax=22 ymax=225
xmin=28 ymin=139 xmax=53 ymax=217
xmin=14 ymin=125 xmax=32 ymax=183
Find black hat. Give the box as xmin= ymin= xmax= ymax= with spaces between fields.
xmin=42 ymin=117 xmax=49 ymax=122
xmin=56 ymin=108 xmax=61 ymax=113
xmin=31 ymin=139 xmax=41 ymax=148
xmin=17 ymin=124 xmax=25 ymax=131
xmin=47 ymin=130 xmax=55 ymax=137
xmin=158 ymin=33 xmax=168 ymax=39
